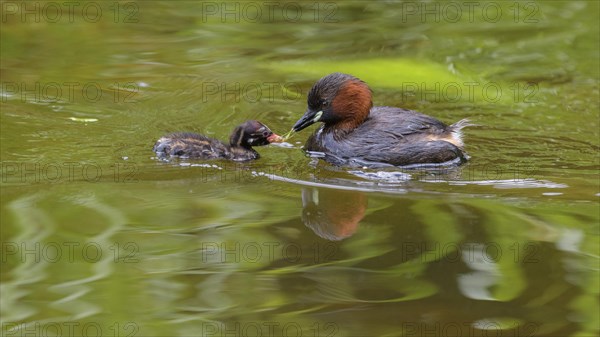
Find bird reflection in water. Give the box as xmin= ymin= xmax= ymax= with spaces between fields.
xmin=301 ymin=187 xmax=367 ymax=241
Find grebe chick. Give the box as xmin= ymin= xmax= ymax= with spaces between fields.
xmin=153 ymin=120 xmax=282 ymax=161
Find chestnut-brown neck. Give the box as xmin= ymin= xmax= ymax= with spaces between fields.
xmin=330 ymin=80 xmax=372 ymax=132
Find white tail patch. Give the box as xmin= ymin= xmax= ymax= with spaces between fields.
xmin=448 ymin=118 xmax=474 ymax=148
xmin=426 ymin=119 xmax=473 ymax=148
xmin=449 ymin=129 xmax=464 ymax=148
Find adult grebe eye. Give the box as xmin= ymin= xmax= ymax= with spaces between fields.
xmin=322 ymin=100 xmax=329 ymax=107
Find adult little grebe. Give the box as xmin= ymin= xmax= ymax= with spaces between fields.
xmin=291 ymin=73 xmax=471 ymax=167
xmin=153 ymin=120 xmax=282 ymax=161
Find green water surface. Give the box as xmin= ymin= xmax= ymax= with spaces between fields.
xmin=1 ymin=1 xmax=599 ymax=336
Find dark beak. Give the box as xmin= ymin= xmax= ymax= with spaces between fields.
xmin=292 ymin=109 xmax=323 ymax=132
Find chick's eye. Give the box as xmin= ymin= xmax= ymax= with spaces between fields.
xmin=262 ymin=131 xmax=269 ymax=137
